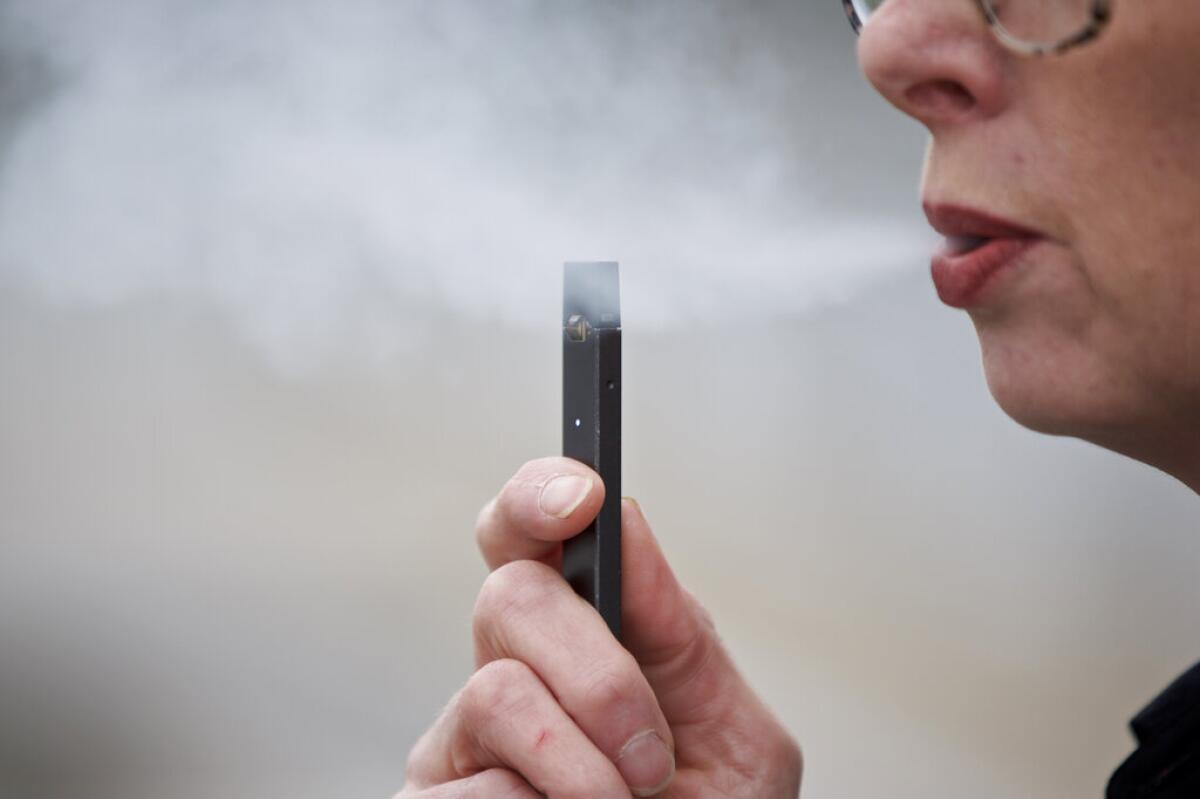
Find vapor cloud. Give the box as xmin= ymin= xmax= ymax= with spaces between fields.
xmin=0 ymin=0 xmax=929 ymax=372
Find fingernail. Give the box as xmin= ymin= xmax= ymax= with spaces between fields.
xmin=623 ymin=496 xmax=643 ymax=518
xmin=616 ymin=730 xmax=675 ymax=796
xmin=538 ymin=474 xmax=592 ymax=519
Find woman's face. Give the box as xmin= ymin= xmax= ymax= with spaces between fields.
xmin=857 ymin=0 xmax=1200 ymax=470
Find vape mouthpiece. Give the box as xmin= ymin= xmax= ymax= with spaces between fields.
xmin=563 ymin=261 xmax=620 ymax=329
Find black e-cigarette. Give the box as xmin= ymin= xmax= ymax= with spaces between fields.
xmin=562 ymin=261 xmax=621 ymax=641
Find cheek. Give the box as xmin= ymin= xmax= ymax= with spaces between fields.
xmin=1002 ymin=90 xmax=1200 ymax=421
xmin=1065 ymin=171 xmax=1200 ymax=407
xmin=962 ymin=4 xmax=1200 ymax=433
xmin=1105 ymin=245 xmax=1200 ymax=406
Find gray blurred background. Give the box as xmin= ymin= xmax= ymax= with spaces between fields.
xmin=0 ymin=1 xmax=1196 ymax=797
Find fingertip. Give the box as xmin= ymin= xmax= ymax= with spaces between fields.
xmin=477 ymin=459 xmax=608 ymax=571
xmin=619 ymin=497 xmax=659 ymax=551
xmin=619 ymin=497 xmax=680 ymax=608
xmin=617 ymin=729 xmax=676 ymax=797
xmin=621 ymin=496 xmax=644 ymax=519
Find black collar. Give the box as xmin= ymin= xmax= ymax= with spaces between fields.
xmin=1108 ymin=660 xmax=1200 ymax=799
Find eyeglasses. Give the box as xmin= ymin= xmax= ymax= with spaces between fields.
xmin=842 ymin=0 xmax=1114 ymax=56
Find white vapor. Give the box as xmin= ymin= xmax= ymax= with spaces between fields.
xmin=0 ymin=0 xmax=930 ymax=372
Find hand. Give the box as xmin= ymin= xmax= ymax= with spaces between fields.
xmin=397 ymin=457 xmax=803 ymax=798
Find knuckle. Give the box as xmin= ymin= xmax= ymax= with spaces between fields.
xmin=473 ymin=559 xmax=556 ymax=630
xmin=462 ymin=658 xmax=541 ymax=727
xmin=577 ymin=655 xmax=643 ymax=720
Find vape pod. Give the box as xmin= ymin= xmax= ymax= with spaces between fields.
xmin=561 ymin=261 xmax=621 ymax=640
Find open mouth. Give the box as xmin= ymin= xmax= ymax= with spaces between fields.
xmin=945 ymin=234 xmax=992 ymax=256
xmin=923 ymin=203 xmax=1048 ymax=308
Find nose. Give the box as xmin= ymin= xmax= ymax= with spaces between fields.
xmin=857 ymin=0 xmax=1010 ymax=129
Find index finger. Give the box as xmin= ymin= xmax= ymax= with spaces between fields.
xmin=475 ymin=457 xmax=606 ymax=571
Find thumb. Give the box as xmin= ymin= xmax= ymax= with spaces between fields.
xmin=620 ymin=498 xmax=746 ymax=727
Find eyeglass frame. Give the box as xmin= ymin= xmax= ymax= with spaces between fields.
xmin=841 ymin=0 xmax=1114 ymax=56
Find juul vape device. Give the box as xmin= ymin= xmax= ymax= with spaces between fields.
xmin=561 ymin=262 xmax=621 ymax=640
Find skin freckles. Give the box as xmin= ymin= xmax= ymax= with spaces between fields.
xmin=862 ymin=0 xmax=1200 ymax=490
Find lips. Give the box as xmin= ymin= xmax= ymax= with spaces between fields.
xmin=924 ymin=203 xmax=1044 ymax=308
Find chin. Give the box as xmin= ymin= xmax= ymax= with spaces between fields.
xmin=972 ymin=319 xmax=1142 ymax=442
xmin=971 ymin=312 xmax=1200 ymax=490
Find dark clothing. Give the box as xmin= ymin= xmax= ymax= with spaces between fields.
xmin=1107 ymin=661 xmax=1200 ymax=799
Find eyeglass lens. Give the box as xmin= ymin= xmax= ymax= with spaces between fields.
xmin=982 ymin=0 xmax=1096 ymax=47
xmin=850 ymin=0 xmax=1096 ymax=49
